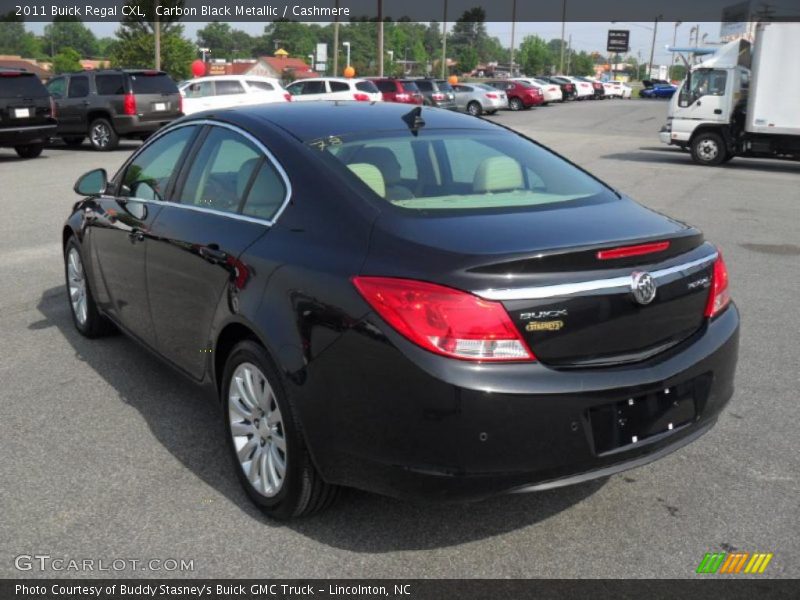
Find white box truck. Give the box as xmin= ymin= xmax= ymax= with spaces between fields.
xmin=659 ymin=22 xmax=800 ymax=165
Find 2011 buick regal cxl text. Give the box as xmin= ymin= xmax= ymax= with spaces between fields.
xmin=62 ymin=102 xmax=739 ymax=518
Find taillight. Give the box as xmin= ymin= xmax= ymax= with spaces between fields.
xmin=704 ymin=252 xmax=731 ymax=318
xmin=353 ymin=93 xmax=370 ymax=101
xmin=352 ymin=276 xmax=535 ymax=362
xmin=395 ymin=93 xmax=410 ymax=102
xmin=284 ymin=92 xmax=292 ymax=102
xmin=123 ymin=92 xmax=136 ymax=115
xmin=177 ymin=93 xmax=183 ymax=113
xmin=485 ymin=92 xmax=498 ymax=99
xmin=432 ymin=92 xmax=444 ymax=101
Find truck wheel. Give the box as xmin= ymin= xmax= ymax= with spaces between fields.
xmin=14 ymin=144 xmax=43 ymax=159
xmin=89 ymin=118 xmax=119 ymax=151
xmin=691 ymin=132 xmax=727 ymax=166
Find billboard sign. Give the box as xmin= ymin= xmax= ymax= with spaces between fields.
xmin=607 ymin=29 xmax=630 ymax=53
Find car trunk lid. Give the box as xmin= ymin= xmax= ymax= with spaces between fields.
xmin=128 ymin=71 xmax=181 ymax=120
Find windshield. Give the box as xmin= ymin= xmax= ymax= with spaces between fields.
xmin=310 ymin=130 xmax=613 ymax=213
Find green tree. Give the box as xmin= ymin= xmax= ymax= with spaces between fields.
xmin=454 ymin=45 xmax=478 ymax=74
xmin=52 ymin=47 xmax=82 ymax=74
xmin=570 ymin=51 xmax=594 ymax=76
xmin=110 ymin=25 xmax=195 ymax=80
xmin=197 ymin=21 xmax=255 ymax=60
xmin=43 ymin=17 xmax=98 ymax=57
xmin=0 ymin=12 xmax=42 ymax=57
xmin=517 ymin=35 xmax=551 ymax=76
xmin=96 ymin=37 xmax=116 ymax=58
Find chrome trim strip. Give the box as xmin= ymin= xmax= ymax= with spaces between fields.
xmin=473 ymin=252 xmax=718 ymax=301
xmin=110 ymin=119 xmax=292 ymax=227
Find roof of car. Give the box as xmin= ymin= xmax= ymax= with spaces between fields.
xmin=193 ymin=101 xmax=497 ymax=142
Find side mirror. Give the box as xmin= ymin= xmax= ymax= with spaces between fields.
xmin=678 ymin=72 xmax=692 ymax=107
xmin=74 ymin=168 xmax=107 ymax=196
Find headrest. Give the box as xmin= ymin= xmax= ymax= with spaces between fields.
xmin=237 ymin=157 xmax=261 ymax=201
xmin=473 ymin=156 xmax=524 ymax=193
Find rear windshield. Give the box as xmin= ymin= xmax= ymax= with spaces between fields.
xmin=399 ymin=81 xmax=419 ymax=92
xmin=0 ymin=73 xmax=48 ymax=97
xmin=355 ymin=81 xmax=379 ymax=93
xmin=311 ymin=130 xmax=613 ymax=213
xmin=435 ymin=81 xmax=454 ymax=92
xmin=130 ymin=73 xmax=177 ymax=94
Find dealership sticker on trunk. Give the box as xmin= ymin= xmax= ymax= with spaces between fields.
xmin=14 ymin=108 xmax=30 ymax=118
xmin=526 ymin=320 xmax=564 ymax=332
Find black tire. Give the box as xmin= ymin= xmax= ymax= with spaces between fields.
xmin=63 ymin=136 xmax=85 ymax=147
xmin=466 ymin=101 xmax=482 ymax=117
xmin=64 ymin=237 xmax=116 ymax=338
xmin=487 ymin=110 xmax=497 ymax=115
xmin=509 ymin=97 xmax=523 ymax=111
xmin=691 ymin=131 xmax=727 ymax=166
xmin=222 ymin=340 xmax=339 ymax=519
xmin=88 ymin=118 xmax=119 ymax=151
xmin=14 ymin=144 xmax=43 ymax=159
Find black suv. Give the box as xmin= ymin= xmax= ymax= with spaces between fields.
xmin=0 ymin=69 xmax=57 ymax=158
xmin=413 ymin=79 xmax=457 ymax=110
xmin=46 ymin=69 xmax=182 ymax=151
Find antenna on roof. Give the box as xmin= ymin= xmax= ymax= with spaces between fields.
xmin=402 ymin=106 xmax=425 ymax=136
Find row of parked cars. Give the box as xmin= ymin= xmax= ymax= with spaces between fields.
xmin=1 ymin=66 xmax=634 ymax=159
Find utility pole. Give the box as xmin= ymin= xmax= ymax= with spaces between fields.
xmin=559 ymin=0 xmax=567 ymax=73
xmin=333 ymin=0 xmax=339 ymax=75
xmin=377 ymin=0 xmax=384 ymax=77
xmin=441 ymin=0 xmax=448 ymax=79
xmin=154 ymin=1 xmax=161 ymax=71
xmin=509 ymin=0 xmax=516 ymax=76
xmin=647 ymin=15 xmax=661 ymax=81
xmin=671 ymin=21 xmax=681 ymax=79
xmin=565 ymin=34 xmax=572 ymax=74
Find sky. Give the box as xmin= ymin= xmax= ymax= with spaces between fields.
xmin=26 ymin=21 xmax=725 ymax=65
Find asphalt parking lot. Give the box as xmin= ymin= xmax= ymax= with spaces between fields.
xmin=1 ymin=98 xmax=798 ymax=579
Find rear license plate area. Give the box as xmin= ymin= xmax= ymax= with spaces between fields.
xmin=589 ymin=383 xmax=699 ymax=455
xmin=153 ymin=102 xmax=167 ymax=111
xmin=14 ymin=108 xmax=31 ymax=119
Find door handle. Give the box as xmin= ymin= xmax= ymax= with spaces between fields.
xmin=714 ymin=109 xmax=722 ymax=114
xmin=199 ymin=245 xmax=228 ymax=264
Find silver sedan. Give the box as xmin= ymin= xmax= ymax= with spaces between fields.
xmin=451 ymin=83 xmax=507 ymax=116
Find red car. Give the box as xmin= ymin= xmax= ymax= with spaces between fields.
xmin=486 ymin=80 xmax=544 ymax=110
xmin=367 ymin=78 xmax=424 ymax=105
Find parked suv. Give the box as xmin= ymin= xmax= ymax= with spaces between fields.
xmin=46 ymin=69 xmax=182 ymax=151
xmin=367 ymin=78 xmax=423 ymax=105
xmin=413 ymin=79 xmax=457 ymax=110
xmin=0 ymin=68 xmax=56 ymax=158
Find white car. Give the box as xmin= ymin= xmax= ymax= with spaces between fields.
xmin=560 ymin=76 xmax=594 ymax=99
xmin=285 ymin=77 xmax=382 ymax=102
xmin=179 ymin=76 xmax=290 ymax=115
xmin=512 ymin=78 xmax=563 ymax=103
xmin=606 ymin=81 xmax=633 ymax=99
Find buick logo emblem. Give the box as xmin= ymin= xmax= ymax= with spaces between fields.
xmin=631 ymin=271 xmax=657 ymax=305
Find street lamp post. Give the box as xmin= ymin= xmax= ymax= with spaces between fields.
xmin=199 ymin=47 xmax=210 ymax=62
xmin=671 ymin=21 xmax=681 ymax=78
xmin=343 ymin=41 xmax=351 ymax=69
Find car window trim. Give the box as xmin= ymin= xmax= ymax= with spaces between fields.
xmin=109 ymin=119 xmax=292 ymax=227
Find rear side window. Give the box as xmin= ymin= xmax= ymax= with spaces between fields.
xmin=247 ymin=80 xmax=274 ymax=91
xmin=330 ymin=81 xmax=349 ymax=92
xmin=46 ymin=77 xmax=66 ymax=98
xmin=95 ymin=74 xmax=126 ymax=95
xmin=374 ymin=80 xmax=396 ymax=93
xmin=130 ymin=73 xmax=177 ymax=94
xmin=184 ymin=81 xmax=214 ymax=98
xmin=302 ymin=81 xmax=326 ymax=94
xmin=216 ymin=80 xmax=245 ymax=95
xmin=1 ymin=73 xmax=48 ymax=97
xmin=179 ymin=127 xmax=261 ymax=214
xmin=68 ymin=76 xmax=89 ymax=98
xmin=356 ymin=81 xmax=379 ymax=93
xmin=241 ymin=161 xmax=287 ymax=221
xmin=120 ymin=126 xmax=196 ymax=201
xmin=415 ymin=80 xmax=432 ymax=91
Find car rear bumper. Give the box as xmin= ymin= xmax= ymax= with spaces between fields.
xmin=301 ymin=303 xmax=739 ymax=502
xmin=112 ymin=114 xmax=181 ymax=135
xmin=0 ymin=122 xmax=56 ymax=146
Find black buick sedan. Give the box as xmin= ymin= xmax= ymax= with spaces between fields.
xmin=63 ymin=102 xmax=739 ymax=518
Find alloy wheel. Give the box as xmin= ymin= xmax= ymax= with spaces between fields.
xmin=228 ymin=362 xmax=287 ymax=497
xmin=67 ymin=247 xmax=88 ymax=325
xmin=91 ymin=123 xmax=110 ymax=148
